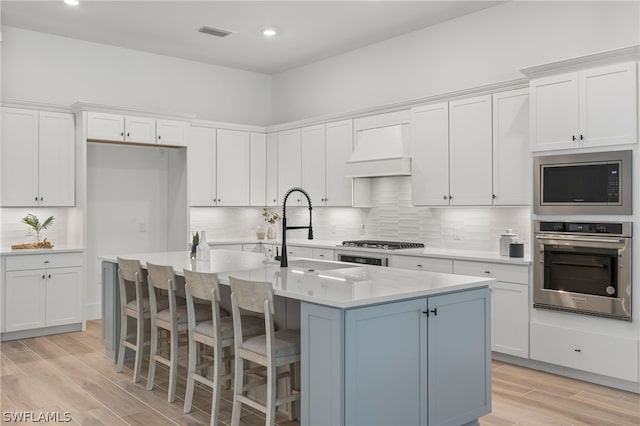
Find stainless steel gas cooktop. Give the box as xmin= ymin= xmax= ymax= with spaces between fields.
xmin=340 ymin=240 xmax=425 ymax=250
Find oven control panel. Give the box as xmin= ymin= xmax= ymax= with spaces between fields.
xmin=538 ymin=221 xmax=626 ymax=235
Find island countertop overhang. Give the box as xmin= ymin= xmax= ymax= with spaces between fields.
xmin=100 ymin=249 xmax=493 ymax=309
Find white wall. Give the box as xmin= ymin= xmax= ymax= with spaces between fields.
xmin=1 ymin=26 xmax=272 ymax=126
xmin=272 ymin=1 xmax=640 ymax=123
xmin=85 ymin=143 xmax=171 ymax=318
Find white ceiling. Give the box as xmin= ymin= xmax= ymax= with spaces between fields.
xmin=1 ymin=1 xmax=503 ymax=74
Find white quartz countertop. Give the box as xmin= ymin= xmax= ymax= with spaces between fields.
xmin=207 ymin=238 xmax=531 ymax=265
xmin=101 ymin=249 xmax=492 ymax=309
xmin=0 ymin=246 xmax=84 ymax=256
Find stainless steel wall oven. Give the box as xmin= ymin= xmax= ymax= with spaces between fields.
xmin=534 ymin=221 xmax=632 ymax=321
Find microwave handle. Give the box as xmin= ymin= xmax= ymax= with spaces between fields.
xmin=535 ymin=235 xmax=626 ymax=245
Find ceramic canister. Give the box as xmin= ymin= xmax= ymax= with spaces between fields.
xmin=499 ymin=229 xmax=518 ymax=256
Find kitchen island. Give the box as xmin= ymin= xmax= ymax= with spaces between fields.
xmin=101 ymin=249 xmax=493 ymax=426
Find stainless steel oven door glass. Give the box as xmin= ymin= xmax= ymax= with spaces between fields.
xmin=533 ymin=221 xmax=632 ymax=321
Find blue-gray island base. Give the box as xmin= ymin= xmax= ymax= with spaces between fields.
xmin=100 ymin=250 xmax=492 ymax=426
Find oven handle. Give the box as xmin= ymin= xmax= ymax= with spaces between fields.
xmin=535 ymin=235 xmax=627 ymax=245
xmin=551 ymin=261 xmax=607 ymax=268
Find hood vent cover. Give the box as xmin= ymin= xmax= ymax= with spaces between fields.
xmin=345 ymin=124 xmax=411 ymax=177
xmin=198 ymin=26 xmax=233 ymax=38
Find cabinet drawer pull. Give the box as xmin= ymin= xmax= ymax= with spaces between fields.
xmin=44 ymin=261 xmax=50 ymax=264
xmin=423 ymin=308 xmax=438 ymax=316
xmin=484 ymin=270 xmax=491 ymax=274
xmin=318 ymin=254 xmax=324 ymax=257
xmin=416 ymin=264 xmax=423 ymax=268
xmin=574 ymin=348 xmax=582 ymax=352
xmin=443 ymin=195 xmax=447 ymax=200
xmin=572 ymin=135 xmax=577 ymax=141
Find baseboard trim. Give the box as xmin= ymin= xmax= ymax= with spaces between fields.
xmin=1 ymin=323 xmax=82 ymax=342
xmin=492 ymin=352 xmax=640 ymax=394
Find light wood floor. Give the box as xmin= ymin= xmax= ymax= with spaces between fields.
xmin=1 ymin=320 xmax=638 ymax=426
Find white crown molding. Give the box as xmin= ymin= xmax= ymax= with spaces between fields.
xmin=70 ymin=101 xmax=196 ymax=121
xmin=520 ymin=45 xmax=640 ymax=78
xmin=1 ymin=98 xmax=72 ymax=113
xmin=266 ymin=78 xmax=528 ymax=133
xmin=190 ymin=119 xmax=267 ymax=133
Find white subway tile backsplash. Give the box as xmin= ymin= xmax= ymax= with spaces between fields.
xmin=189 ymin=176 xmax=531 ymax=253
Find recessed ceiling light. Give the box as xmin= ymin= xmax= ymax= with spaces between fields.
xmin=64 ymin=0 xmax=79 ymax=5
xmin=262 ymin=28 xmax=277 ymax=37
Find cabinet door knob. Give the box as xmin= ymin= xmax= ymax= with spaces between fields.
xmin=127 ymin=132 xmax=130 ymax=137
xmin=572 ymin=135 xmax=577 ymax=141
xmin=449 ymin=195 xmax=453 ymax=200
xmin=158 ymin=135 xmax=162 ymax=140
xmin=443 ymin=195 xmax=447 ymax=200
xmin=48 ymin=274 xmax=51 ymax=279
xmin=120 ymin=132 xmax=124 ymax=137
xmin=42 ymin=274 xmax=46 ymax=279
xmin=492 ymin=194 xmax=496 ymax=199
xmin=35 ymin=196 xmax=38 ymax=201
xmin=580 ymin=134 xmax=584 ymax=140
xmin=40 ymin=197 xmax=43 ymax=201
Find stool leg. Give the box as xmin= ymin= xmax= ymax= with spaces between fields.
xmin=184 ymin=334 xmax=197 ymax=414
xmin=146 ymin=322 xmax=158 ymax=391
xmin=230 ymin=356 xmax=244 ymax=426
xmin=211 ymin=343 xmax=222 ymax=426
xmin=266 ymin=363 xmax=277 ymax=426
xmin=287 ymin=363 xmax=297 ymax=421
xmin=116 ymin=313 xmax=128 ymax=373
xmin=132 ymin=315 xmax=144 ymax=383
xmin=167 ymin=329 xmax=179 ymax=403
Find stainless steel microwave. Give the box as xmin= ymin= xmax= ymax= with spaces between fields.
xmin=533 ymin=150 xmax=632 ymax=215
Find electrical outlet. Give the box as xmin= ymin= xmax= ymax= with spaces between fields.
xmin=139 ymin=223 xmax=147 ymax=232
xmin=453 ymin=227 xmax=463 ymax=240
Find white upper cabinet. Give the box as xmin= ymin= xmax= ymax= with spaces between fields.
xmin=249 ymin=132 xmax=267 ymax=206
xmin=87 ymin=112 xmax=156 ymax=143
xmin=411 ymin=102 xmax=450 ymax=206
xmin=266 ymin=133 xmax=279 ymax=206
xmin=277 ymin=128 xmax=302 ymax=205
xmin=301 ymin=124 xmax=326 ymax=206
xmin=1 ymin=108 xmax=75 ymax=207
xmin=325 ymin=119 xmax=354 ymax=206
xmin=216 ymin=129 xmax=250 ymax=206
xmin=492 ymin=89 xmax=530 ymax=206
xmin=124 ymin=116 xmax=156 ymax=144
xmin=86 ymin=112 xmax=125 ymax=141
xmin=530 ymin=61 xmax=637 ymax=151
xmin=87 ymin=112 xmax=184 ymax=146
xmin=188 ymin=126 xmax=217 ymax=206
xmin=156 ymin=119 xmax=189 ymax=147
xmin=449 ymin=95 xmax=493 ymax=206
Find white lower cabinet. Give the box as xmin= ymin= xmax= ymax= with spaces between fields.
xmin=530 ymin=323 xmax=638 ymax=382
xmin=312 ymin=248 xmax=334 ymax=261
xmin=392 ymin=255 xmax=453 ymax=273
xmin=453 ymin=260 xmax=529 ymax=358
xmin=302 ymin=288 xmax=491 ymax=425
xmin=209 ymin=243 xmax=243 ymax=252
xmin=2 ymin=253 xmax=83 ymax=338
xmin=284 ymin=245 xmax=312 ymax=259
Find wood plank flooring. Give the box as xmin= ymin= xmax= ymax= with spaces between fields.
xmin=1 ymin=320 xmax=639 ymax=425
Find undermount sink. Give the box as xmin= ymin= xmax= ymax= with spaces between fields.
xmin=286 ymin=258 xmax=357 ymax=272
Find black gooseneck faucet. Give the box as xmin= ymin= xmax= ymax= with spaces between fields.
xmin=280 ymin=187 xmax=313 ymax=267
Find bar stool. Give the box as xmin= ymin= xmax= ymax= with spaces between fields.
xmin=116 ymin=257 xmax=168 ymax=383
xmin=182 ymin=270 xmax=264 ymax=426
xmin=229 ymin=276 xmax=301 ymax=426
xmin=145 ymin=262 xmax=211 ymax=402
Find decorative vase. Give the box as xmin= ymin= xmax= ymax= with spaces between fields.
xmin=256 ymin=225 xmax=266 ymax=240
xmin=267 ymin=224 xmax=277 ymax=240
xmin=196 ymin=230 xmax=211 ymax=261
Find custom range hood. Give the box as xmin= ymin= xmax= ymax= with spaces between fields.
xmin=345 ymin=111 xmax=411 ymax=177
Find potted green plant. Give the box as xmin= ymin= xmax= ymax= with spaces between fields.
xmin=22 ymin=214 xmax=55 ymax=243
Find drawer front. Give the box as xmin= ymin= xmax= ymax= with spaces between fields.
xmin=530 ymin=322 xmax=638 ymax=382
xmin=210 ymin=244 xmax=243 ymax=252
xmin=286 ymin=245 xmax=313 ymax=259
xmin=392 ymin=255 xmax=453 ymax=273
xmin=312 ymin=248 xmax=334 ymax=261
xmin=453 ymin=260 xmax=528 ymax=284
xmin=243 ymin=244 xmax=263 ymax=253
xmin=5 ymin=252 xmax=83 ymax=271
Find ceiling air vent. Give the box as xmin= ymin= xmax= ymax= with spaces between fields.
xmin=198 ymin=26 xmax=233 ymax=38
